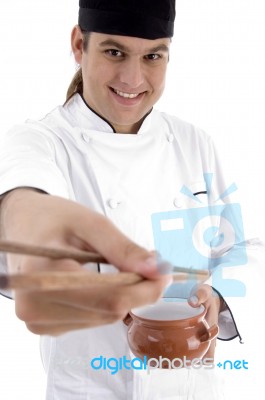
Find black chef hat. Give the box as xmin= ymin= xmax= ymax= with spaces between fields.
xmin=78 ymin=0 xmax=176 ymax=39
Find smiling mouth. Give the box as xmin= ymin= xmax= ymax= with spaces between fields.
xmin=111 ymin=88 xmax=143 ymax=99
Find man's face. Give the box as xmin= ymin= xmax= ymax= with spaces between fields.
xmin=72 ymin=29 xmax=170 ymax=133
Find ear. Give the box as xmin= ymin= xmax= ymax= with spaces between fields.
xmin=71 ymin=25 xmax=84 ymax=64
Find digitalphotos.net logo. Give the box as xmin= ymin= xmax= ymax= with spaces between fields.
xmin=151 ymin=173 xmax=247 ymax=297
xmin=90 ymin=355 xmax=249 ymax=375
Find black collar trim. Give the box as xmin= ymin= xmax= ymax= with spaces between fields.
xmin=79 ymin=93 xmax=153 ymax=134
xmin=80 ymin=94 xmax=116 ymax=133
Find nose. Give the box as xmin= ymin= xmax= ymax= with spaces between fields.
xmin=119 ymin=58 xmax=145 ymax=89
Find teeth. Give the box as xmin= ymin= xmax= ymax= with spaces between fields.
xmin=114 ymin=89 xmax=139 ymax=99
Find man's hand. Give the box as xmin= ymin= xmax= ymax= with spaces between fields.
xmin=188 ymin=284 xmax=224 ymax=359
xmin=0 ymin=189 xmax=172 ymax=335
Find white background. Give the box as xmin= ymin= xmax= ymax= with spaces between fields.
xmin=0 ymin=1 xmax=264 ymax=399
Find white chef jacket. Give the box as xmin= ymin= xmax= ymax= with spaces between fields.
xmin=0 ymin=93 xmax=246 ymax=399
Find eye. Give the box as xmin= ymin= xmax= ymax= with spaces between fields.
xmin=105 ymin=49 xmax=123 ymax=57
xmin=144 ymin=54 xmax=162 ymax=61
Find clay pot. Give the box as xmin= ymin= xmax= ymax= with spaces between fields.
xmin=126 ymin=298 xmax=218 ymax=368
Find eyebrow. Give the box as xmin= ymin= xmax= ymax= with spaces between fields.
xmin=99 ymin=39 xmax=169 ymax=54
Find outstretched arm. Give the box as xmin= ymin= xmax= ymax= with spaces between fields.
xmin=0 ymin=188 xmax=171 ymax=336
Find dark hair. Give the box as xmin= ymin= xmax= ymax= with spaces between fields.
xmin=65 ymin=30 xmax=90 ymax=103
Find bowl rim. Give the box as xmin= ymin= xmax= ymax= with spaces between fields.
xmin=130 ymin=298 xmax=206 ymax=324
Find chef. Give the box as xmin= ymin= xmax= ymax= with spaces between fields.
xmin=0 ymin=0 xmax=245 ymax=398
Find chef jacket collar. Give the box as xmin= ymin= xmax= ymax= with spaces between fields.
xmin=70 ymin=93 xmax=153 ymax=135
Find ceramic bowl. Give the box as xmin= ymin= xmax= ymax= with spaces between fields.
xmin=127 ymin=298 xmax=218 ymax=368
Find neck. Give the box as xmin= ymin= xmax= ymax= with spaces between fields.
xmin=80 ymin=93 xmax=152 ymax=134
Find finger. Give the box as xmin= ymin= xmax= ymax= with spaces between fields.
xmin=203 ymin=340 xmax=217 ymax=360
xmin=6 ymin=193 xmax=172 ymax=280
xmin=188 ymin=284 xmax=213 ymax=307
xmin=106 ymin=274 xmax=170 ymax=311
xmin=14 ymin=285 xmax=128 ymax=325
xmin=72 ymin=209 xmax=172 ymax=280
xmin=15 ymin=274 xmax=169 ymax=327
xmin=16 ymin=255 xmax=171 ymax=310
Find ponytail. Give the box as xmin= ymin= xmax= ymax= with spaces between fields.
xmin=65 ymin=68 xmax=83 ymax=103
xmin=64 ymin=30 xmax=90 ymax=105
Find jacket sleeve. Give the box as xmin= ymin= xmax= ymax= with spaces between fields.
xmin=0 ymin=122 xmax=69 ymax=198
xmin=0 ymin=122 xmax=70 ymax=299
xmin=202 ymin=134 xmax=249 ymax=342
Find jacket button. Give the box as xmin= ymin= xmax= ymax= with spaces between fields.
xmin=82 ymin=133 xmax=91 ymax=143
xmin=167 ymin=133 xmax=174 ymax=143
xmin=108 ymin=199 xmax=119 ymax=209
xmin=173 ymin=198 xmax=183 ymax=208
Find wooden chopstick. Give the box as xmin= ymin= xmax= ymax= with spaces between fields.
xmin=0 ymin=240 xmax=209 ymax=290
xmin=0 ymin=270 xmax=207 ymax=290
xmin=0 ymin=270 xmax=142 ymax=289
xmin=0 ymin=240 xmax=106 ymax=264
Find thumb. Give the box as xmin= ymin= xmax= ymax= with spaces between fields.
xmin=77 ymin=209 xmax=172 ymax=281
xmin=188 ymin=284 xmax=213 ymax=307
